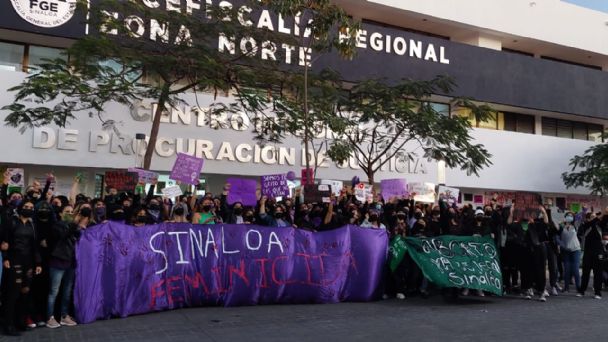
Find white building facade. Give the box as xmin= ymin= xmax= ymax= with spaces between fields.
xmin=0 ymin=0 xmax=606 ymax=210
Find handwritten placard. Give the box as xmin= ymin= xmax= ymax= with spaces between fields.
xmin=261 ymin=174 xmax=290 ymax=198
xmin=161 ymin=185 xmax=183 ymax=198
xmin=409 ymin=182 xmax=435 ymax=203
xmin=381 ymin=179 xmax=408 ymax=200
xmin=354 ymin=183 xmax=373 ymax=203
xmin=321 ymin=180 xmax=344 ymax=196
xmin=170 ymin=153 xmax=204 ymax=185
xmin=227 ymin=178 xmax=258 ymax=206
xmin=438 ymin=185 xmax=459 ymax=205
xmin=105 ymin=171 xmax=139 ymax=192
xmin=128 ymin=168 xmax=159 ymax=184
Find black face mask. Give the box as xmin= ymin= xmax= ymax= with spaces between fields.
xmin=233 ymin=208 xmax=243 ymax=215
xmin=111 ymin=211 xmax=125 ymax=221
xmin=52 ymin=204 xmax=62 ymax=213
xmin=397 ymin=214 xmax=406 ymax=220
xmin=149 ymin=204 xmax=160 ymax=211
xmin=274 ymin=212 xmax=285 ymax=219
xmin=414 ymin=212 xmax=423 ymax=219
xmin=476 ymin=216 xmax=484 ymax=222
xmin=174 ymin=207 xmax=185 ymax=216
xmin=136 ymin=216 xmax=147 ymax=223
xmin=244 ymin=215 xmax=254 ymax=222
xmin=485 ymin=211 xmax=492 ymax=216
xmin=80 ymin=207 xmax=92 ymax=217
xmin=202 ymin=205 xmax=212 ymax=212
xmin=369 ymin=214 xmax=379 ymax=222
xmin=20 ymin=208 xmax=34 ymax=218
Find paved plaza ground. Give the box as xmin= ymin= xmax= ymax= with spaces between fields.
xmin=13 ymin=290 xmax=608 ymax=342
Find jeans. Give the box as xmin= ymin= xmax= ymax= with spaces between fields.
xmin=47 ymin=267 xmax=75 ymax=319
xmin=562 ymin=250 xmax=581 ymax=291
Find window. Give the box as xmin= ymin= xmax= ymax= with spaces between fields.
xmin=503 ymin=112 xmax=535 ymax=134
xmin=0 ymin=42 xmax=25 ymax=71
xmin=542 ymin=117 xmax=603 ymax=142
xmin=430 ymin=102 xmax=450 ymax=116
xmin=454 ymin=108 xmax=501 ymax=130
xmin=28 ymin=46 xmax=65 ymax=70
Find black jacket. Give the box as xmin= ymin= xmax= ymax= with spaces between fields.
xmin=2 ymin=215 xmax=41 ymax=266
xmin=581 ymin=217 xmax=606 ymax=260
xmin=48 ymin=221 xmax=81 ymax=266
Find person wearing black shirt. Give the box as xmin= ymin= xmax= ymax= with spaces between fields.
xmin=526 ymin=206 xmax=550 ymax=302
xmin=578 ymin=212 xmax=607 ymax=299
xmin=1 ymin=200 xmax=42 ymax=336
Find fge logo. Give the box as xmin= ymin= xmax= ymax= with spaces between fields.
xmin=10 ymin=0 xmax=76 ymax=28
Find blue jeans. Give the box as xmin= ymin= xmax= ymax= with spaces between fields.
xmin=563 ymin=250 xmax=581 ymax=291
xmin=47 ymin=267 xmax=75 ymax=319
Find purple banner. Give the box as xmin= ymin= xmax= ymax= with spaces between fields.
xmin=261 ymin=174 xmax=289 ymax=198
xmin=169 ymin=153 xmax=204 ymax=185
xmin=226 ymin=177 xmax=258 ymax=206
xmin=381 ymin=179 xmax=408 ymax=200
xmin=74 ymin=223 xmax=387 ymax=323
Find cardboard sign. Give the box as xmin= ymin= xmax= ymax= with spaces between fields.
xmin=301 ymin=168 xmax=314 ymax=185
xmin=438 ymin=185 xmax=460 ymax=205
xmin=321 ymin=180 xmax=344 ymax=197
xmin=227 ymin=177 xmax=258 ymax=206
xmin=261 ymin=174 xmax=290 ymax=198
xmin=381 ymin=179 xmax=408 ymax=200
xmin=161 ymin=185 xmax=183 ymax=198
xmin=6 ymin=168 xmax=24 ymax=187
xmin=304 ymin=184 xmax=332 ymax=203
xmin=409 ymin=182 xmax=435 ymax=203
xmin=513 ymin=192 xmax=542 ymax=220
xmin=105 ymin=171 xmax=139 ymax=192
xmin=128 ymin=168 xmax=159 ymax=184
xmin=170 ymin=153 xmax=204 ymax=185
xmin=354 ymin=183 xmax=373 ymax=203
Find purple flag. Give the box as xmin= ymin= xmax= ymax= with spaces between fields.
xmin=170 ymin=153 xmax=204 ymax=185
xmin=74 ymin=222 xmax=387 ymax=324
xmin=261 ymin=174 xmax=290 ymax=198
xmin=227 ymin=178 xmax=258 ymax=206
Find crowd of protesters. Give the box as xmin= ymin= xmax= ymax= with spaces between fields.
xmin=1 ymin=171 xmax=607 ymax=337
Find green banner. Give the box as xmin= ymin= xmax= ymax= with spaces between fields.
xmin=404 ymin=236 xmax=503 ymax=296
xmin=389 ymin=236 xmax=408 ymax=272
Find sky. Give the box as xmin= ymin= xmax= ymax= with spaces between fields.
xmin=563 ymin=0 xmax=608 ymax=13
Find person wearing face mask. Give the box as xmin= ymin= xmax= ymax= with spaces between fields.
xmin=92 ymin=199 xmax=107 ymax=224
xmin=578 ymin=210 xmax=607 ymax=299
xmin=507 ymin=203 xmax=535 ymax=300
xmin=146 ymin=199 xmax=164 ymax=224
xmin=107 ymin=204 xmax=126 ymax=222
xmin=558 ymin=212 xmax=581 ymax=293
xmin=29 ymin=201 xmax=55 ymax=328
xmin=192 ymin=198 xmax=217 ymax=225
xmin=45 ymin=204 xmax=84 ymax=329
xmin=131 ymin=208 xmax=149 ymax=227
xmin=169 ymin=203 xmax=189 ymax=223
xmin=1 ymin=200 xmax=43 ymax=336
xmin=361 ymin=210 xmax=386 ymax=229
xmin=259 ymin=196 xmax=290 ymax=228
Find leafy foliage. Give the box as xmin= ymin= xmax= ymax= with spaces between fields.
xmin=562 ymin=142 xmax=608 ymax=196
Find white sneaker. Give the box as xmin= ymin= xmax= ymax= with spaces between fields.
xmin=60 ymin=315 xmax=77 ymax=327
xmin=539 ymin=294 xmax=547 ymax=302
xmin=524 ymin=289 xmax=533 ymax=299
xmin=462 ymin=288 xmax=469 ymax=296
xmin=542 ymin=290 xmax=550 ymax=297
xmin=551 ymin=287 xmax=558 ymax=296
xmin=382 ymin=294 xmax=389 ymax=300
xmin=477 ymin=290 xmax=485 ymax=297
xmin=396 ymin=293 xmax=406 ymax=300
xmin=576 ymin=292 xmax=583 ymax=297
xmin=46 ymin=317 xmax=60 ymax=329
xmin=594 ymin=295 xmax=602 ymax=300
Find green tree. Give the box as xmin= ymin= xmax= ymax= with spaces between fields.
xmin=3 ymin=0 xmax=355 ymax=171
xmin=562 ymin=143 xmax=608 ymax=196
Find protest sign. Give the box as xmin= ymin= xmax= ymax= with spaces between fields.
xmin=354 ymin=183 xmax=373 ymax=203
xmin=301 ymin=168 xmax=314 ymax=185
xmin=128 ymin=168 xmax=159 ymax=184
xmin=389 ymin=236 xmax=408 ymax=272
xmin=304 ymin=184 xmax=332 ymax=203
xmin=321 ymin=180 xmax=344 ymax=197
xmin=104 ymin=171 xmax=139 ymax=192
xmin=404 ymin=236 xmax=502 ymax=295
xmin=381 ymin=179 xmax=408 ymax=200
xmin=513 ymin=192 xmax=542 ymax=220
xmin=74 ymin=222 xmax=388 ymax=323
xmin=161 ymin=185 xmax=183 ymax=198
xmin=170 ymin=153 xmax=204 ymax=185
xmin=261 ymin=174 xmax=290 ymax=198
xmin=438 ymin=186 xmax=459 ymax=205
xmin=409 ymin=182 xmax=435 ymax=203
xmin=227 ymin=178 xmax=258 ymax=206
xmin=6 ymin=168 xmax=25 ymax=187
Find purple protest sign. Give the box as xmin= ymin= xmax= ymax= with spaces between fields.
xmin=261 ymin=174 xmax=290 ymax=198
xmin=381 ymin=179 xmax=408 ymax=200
xmin=170 ymin=153 xmax=204 ymax=185
xmin=74 ymin=222 xmax=387 ymax=324
xmin=227 ymin=177 xmax=258 ymax=206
